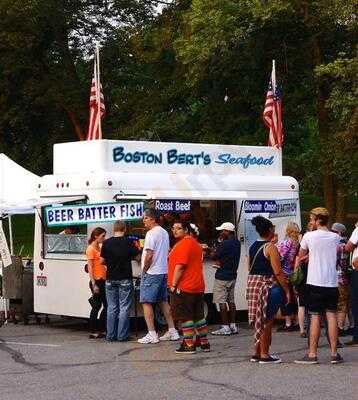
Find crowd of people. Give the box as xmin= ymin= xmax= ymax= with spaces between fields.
xmin=85 ymin=206 xmax=358 ymax=363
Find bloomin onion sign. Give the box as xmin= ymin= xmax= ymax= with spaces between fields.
xmin=45 ymin=202 xmax=144 ymax=227
xmin=243 ymin=199 xmax=297 ymax=217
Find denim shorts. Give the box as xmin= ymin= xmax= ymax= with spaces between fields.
xmin=266 ymin=285 xmax=284 ymax=320
xmin=139 ymin=273 xmax=168 ymax=303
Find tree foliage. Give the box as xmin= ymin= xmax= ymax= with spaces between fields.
xmin=0 ymin=0 xmax=356 ymax=219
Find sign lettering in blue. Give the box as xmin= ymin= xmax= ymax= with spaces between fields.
xmin=244 ymin=200 xmax=277 ymax=214
xmin=45 ymin=202 xmax=144 ymax=227
xmin=154 ymin=200 xmax=191 ymax=213
xmin=244 ymin=200 xmax=297 ymax=216
xmin=214 ymin=154 xmax=274 ymax=169
xmin=271 ymin=199 xmax=298 ymax=218
xmin=112 ymin=146 xmax=274 ymax=170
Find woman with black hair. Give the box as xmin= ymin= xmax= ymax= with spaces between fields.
xmin=246 ymin=216 xmax=290 ymax=364
xmin=168 ymin=221 xmax=210 ymax=354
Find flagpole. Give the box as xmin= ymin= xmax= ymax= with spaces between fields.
xmin=272 ymin=59 xmax=276 ymax=90
xmin=272 ymin=59 xmax=282 ymax=160
xmin=95 ymin=44 xmax=102 ymax=139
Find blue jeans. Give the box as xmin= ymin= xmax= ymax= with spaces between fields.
xmin=105 ymin=279 xmax=133 ymax=341
xmin=266 ymin=285 xmax=284 ymax=320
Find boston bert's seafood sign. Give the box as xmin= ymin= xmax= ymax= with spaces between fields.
xmin=53 ymin=140 xmax=282 ymax=176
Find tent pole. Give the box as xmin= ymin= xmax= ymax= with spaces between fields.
xmin=8 ymin=215 xmax=14 ymax=255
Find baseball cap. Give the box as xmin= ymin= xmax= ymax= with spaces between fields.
xmin=190 ymin=223 xmax=200 ymax=236
xmin=331 ymin=222 xmax=346 ymax=234
xmin=216 ymin=222 xmax=235 ymax=232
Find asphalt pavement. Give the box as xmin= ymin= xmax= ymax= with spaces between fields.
xmin=0 ymin=318 xmax=357 ymax=400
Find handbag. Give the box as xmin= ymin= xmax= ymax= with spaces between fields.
xmin=289 ymin=266 xmax=304 ymax=286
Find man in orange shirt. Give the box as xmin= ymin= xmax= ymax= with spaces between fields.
xmin=168 ymin=221 xmax=210 ymax=354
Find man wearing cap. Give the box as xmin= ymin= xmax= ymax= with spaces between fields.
xmin=211 ymin=222 xmax=241 ymax=335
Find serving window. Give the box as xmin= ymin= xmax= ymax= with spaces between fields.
xmin=40 ymin=198 xmax=237 ymax=258
xmin=149 ymin=199 xmax=236 ymax=246
xmin=42 ymin=199 xmax=88 ymax=259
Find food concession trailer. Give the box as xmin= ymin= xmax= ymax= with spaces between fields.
xmin=33 ymin=139 xmax=300 ymax=319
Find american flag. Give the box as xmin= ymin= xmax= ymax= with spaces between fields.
xmin=87 ymin=48 xmax=105 ymax=140
xmin=263 ymin=61 xmax=283 ymax=148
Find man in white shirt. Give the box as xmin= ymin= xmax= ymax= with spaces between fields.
xmin=138 ymin=208 xmax=179 ymax=344
xmin=295 ymin=207 xmax=343 ymax=365
xmin=345 ymin=223 xmax=358 ymax=346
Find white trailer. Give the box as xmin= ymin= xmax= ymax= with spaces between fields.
xmin=33 ymin=139 xmax=300 ymax=320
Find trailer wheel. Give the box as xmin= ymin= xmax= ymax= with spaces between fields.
xmin=155 ymin=295 xmax=215 ymax=326
xmin=154 ymin=304 xmax=166 ymax=327
xmin=203 ymin=294 xmax=216 ymax=324
xmin=45 ymin=316 xmax=50 ymax=324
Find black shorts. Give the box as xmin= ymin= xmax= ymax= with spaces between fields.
xmin=169 ymin=291 xmax=204 ymax=322
xmin=306 ymin=285 xmax=339 ymax=314
xmin=295 ymin=283 xmax=309 ymax=307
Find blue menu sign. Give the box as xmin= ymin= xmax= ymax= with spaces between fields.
xmin=244 ymin=199 xmax=297 ymax=217
xmin=45 ymin=201 xmax=144 ymax=227
xmin=154 ymin=199 xmax=191 ymax=213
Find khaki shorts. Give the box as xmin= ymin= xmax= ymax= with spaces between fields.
xmin=213 ymin=279 xmax=236 ymax=304
xmin=337 ymin=284 xmax=349 ymax=313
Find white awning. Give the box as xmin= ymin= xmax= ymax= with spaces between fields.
xmin=0 ymin=153 xmax=40 ymax=215
xmin=0 ymin=195 xmax=87 ymax=215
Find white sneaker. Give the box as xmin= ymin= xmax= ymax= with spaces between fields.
xmin=137 ymin=333 xmax=159 ymax=344
xmin=159 ymin=330 xmax=180 ymax=341
xmin=230 ymin=325 xmax=239 ymax=334
xmin=211 ymin=327 xmax=231 ymax=336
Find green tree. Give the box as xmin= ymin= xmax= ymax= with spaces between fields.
xmin=0 ymin=0 xmax=157 ymax=173
xmin=172 ymin=0 xmax=357 ymax=220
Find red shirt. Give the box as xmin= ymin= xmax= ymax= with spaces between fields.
xmin=168 ymin=236 xmax=205 ymax=293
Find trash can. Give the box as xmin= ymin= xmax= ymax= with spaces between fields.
xmin=2 ymin=256 xmax=34 ymax=323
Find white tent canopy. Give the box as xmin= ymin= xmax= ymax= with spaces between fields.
xmin=0 ymin=153 xmax=40 ymax=215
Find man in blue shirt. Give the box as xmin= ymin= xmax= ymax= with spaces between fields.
xmin=211 ymin=222 xmax=241 ymax=335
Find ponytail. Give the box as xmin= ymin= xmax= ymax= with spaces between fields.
xmin=88 ymin=227 xmax=106 ymax=244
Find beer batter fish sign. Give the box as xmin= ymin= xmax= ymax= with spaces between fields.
xmin=45 ymin=202 xmax=144 ymax=227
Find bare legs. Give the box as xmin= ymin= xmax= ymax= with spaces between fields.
xmin=253 ymin=320 xmax=273 ymax=358
xmin=298 ymin=306 xmax=306 ymax=334
xmin=219 ymin=303 xmax=236 ymax=325
xmin=337 ymin=311 xmax=346 ymax=330
xmin=308 ymin=312 xmax=338 ymax=357
xmin=142 ymin=301 xmax=175 ymax=332
xmin=159 ymin=301 xmax=175 ymax=329
xmin=142 ymin=303 xmax=156 ymax=332
xmin=229 ymin=302 xmax=236 ymax=324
